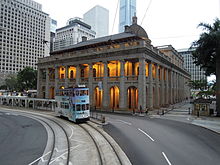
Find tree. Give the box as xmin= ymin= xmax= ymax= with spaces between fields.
xmin=5 ymin=75 xmax=18 ymax=91
xmin=17 ymin=67 xmax=37 ymax=91
xmin=191 ymin=18 xmax=220 ymax=116
xmin=188 ymin=79 xmax=208 ymax=92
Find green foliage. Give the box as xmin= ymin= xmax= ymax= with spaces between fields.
xmin=17 ymin=67 xmax=37 ymax=91
xmin=3 ymin=67 xmax=37 ymax=92
xmin=188 ymin=79 xmax=208 ymax=91
xmin=5 ymin=75 xmax=18 ymax=91
xmin=191 ymin=18 xmax=220 ymax=76
xmin=0 ymin=85 xmax=7 ymax=90
xmin=191 ymin=18 xmax=220 ymax=116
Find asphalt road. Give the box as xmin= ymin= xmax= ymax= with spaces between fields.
xmin=103 ymin=113 xmax=220 ymax=165
xmin=0 ymin=110 xmax=47 ymax=165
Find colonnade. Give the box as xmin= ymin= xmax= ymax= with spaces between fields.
xmin=38 ymin=58 xmax=190 ymax=111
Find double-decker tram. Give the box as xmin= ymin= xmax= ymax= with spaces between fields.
xmin=55 ymin=85 xmax=90 ymax=122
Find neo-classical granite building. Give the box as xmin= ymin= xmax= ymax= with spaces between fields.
xmin=37 ymin=16 xmax=190 ymax=111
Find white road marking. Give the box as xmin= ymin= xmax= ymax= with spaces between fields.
xmin=64 ymin=123 xmax=75 ymax=139
xmin=49 ymin=145 xmax=79 ymax=164
xmin=138 ymin=128 xmax=155 ymax=142
xmin=28 ymin=151 xmax=52 ymax=164
xmin=117 ymin=119 xmax=132 ymax=125
xmin=162 ymin=152 xmax=172 ymax=165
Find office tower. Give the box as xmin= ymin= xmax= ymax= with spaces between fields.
xmin=51 ymin=19 xmax=57 ymax=33
xmin=0 ymin=0 xmax=50 ymax=85
xmin=83 ymin=5 xmax=109 ymax=38
xmin=119 ymin=0 xmax=136 ymax=33
xmin=178 ymin=48 xmax=207 ymax=81
xmin=53 ymin=17 xmax=96 ymax=51
xmin=50 ymin=19 xmax=57 ymax=52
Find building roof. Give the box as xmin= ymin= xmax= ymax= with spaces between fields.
xmin=51 ymin=32 xmax=140 ymax=55
xmin=56 ymin=19 xmax=91 ymax=31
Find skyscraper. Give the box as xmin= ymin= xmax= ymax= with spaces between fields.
xmin=83 ymin=5 xmax=109 ymax=38
xmin=119 ymin=0 xmax=136 ymax=33
xmin=178 ymin=48 xmax=207 ymax=81
xmin=0 ymin=0 xmax=50 ymax=84
xmin=53 ymin=17 xmax=96 ymax=51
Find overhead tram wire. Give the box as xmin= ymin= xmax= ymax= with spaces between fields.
xmin=134 ymin=0 xmax=153 ymax=37
xmin=111 ymin=0 xmax=120 ymax=35
xmin=140 ymin=0 xmax=153 ymax=26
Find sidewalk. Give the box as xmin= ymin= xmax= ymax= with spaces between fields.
xmin=93 ymin=102 xmax=220 ymax=134
xmin=148 ymin=101 xmax=220 ymax=134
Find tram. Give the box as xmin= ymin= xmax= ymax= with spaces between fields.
xmin=55 ymin=85 xmax=90 ymax=122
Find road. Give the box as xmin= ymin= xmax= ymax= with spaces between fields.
xmin=0 ymin=109 xmax=47 ymax=165
xmin=103 ymin=113 xmax=220 ymax=165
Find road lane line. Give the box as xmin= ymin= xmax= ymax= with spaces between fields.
xmin=162 ymin=152 xmax=172 ymax=165
xmin=117 ymin=119 xmax=132 ymax=125
xmin=138 ymin=128 xmax=155 ymax=142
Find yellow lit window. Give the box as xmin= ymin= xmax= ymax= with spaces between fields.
xmin=108 ymin=61 xmax=120 ymax=77
xmin=146 ymin=63 xmax=149 ymax=77
xmin=69 ymin=66 xmax=76 ymax=79
xmin=152 ymin=64 xmax=156 ymax=78
xmin=59 ymin=66 xmax=65 ymax=79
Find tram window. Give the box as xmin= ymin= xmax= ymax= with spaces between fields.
xmin=76 ymin=90 xmax=79 ymax=96
xmin=82 ymin=104 xmax=85 ymax=111
xmin=86 ymin=104 xmax=89 ymax=110
xmin=76 ymin=104 xmax=81 ymax=111
xmin=80 ymin=90 xmax=88 ymax=96
xmin=65 ymin=103 xmax=69 ymax=109
xmin=73 ymin=104 xmax=75 ymax=111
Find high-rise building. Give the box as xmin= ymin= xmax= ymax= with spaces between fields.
xmin=83 ymin=5 xmax=109 ymax=38
xmin=119 ymin=0 xmax=136 ymax=33
xmin=178 ymin=48 xmax=206 ymax=81
xmin=0 ymin=0 xmax=50 ymax=84
xmin=50 ymin=19 xmax=57 ymax=52
xmin=51 ymin=19 xmax=57 ymax=33
xmin=53 ymin=17 xmax=96 ymax=51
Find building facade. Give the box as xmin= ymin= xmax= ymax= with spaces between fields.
xmin=53 ymin=17 xmax=96 ymax=51
xmin=178 ymin=48 xmax=206 ymax=81
xmin=38 ymin=17 xmax=190 ymax=111
xmin=0 ymin=0 xmax=50 ymax=85
xmin=83 ymin=5 xmax=109 ymax=38
xmin=50 ymin=19 xmax=57 ymax=52
xmin=119 ymin=0 xmax=136 ymax=33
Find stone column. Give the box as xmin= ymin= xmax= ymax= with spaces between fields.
xmin=65 ymin=65 xmax=69 ymax=88
xmin=155 ymin=64 xmax=159 ymax=108
xmin=161 ymin=67 xmax=165 ymax=106
xmin=119 ymin=60 xmax=126 ymax=109
xmin=88 ymin=63 xmax=93 ymax=107
xmin=37 ymin=68 xmax=42 ymax=98
xmin=170 ymin=70 xmax=173 ymax=104
xmin=138 ymin=58 xmax=146 ymax=111
xmin=76 ymin=65 xmax=80 ymax=85
xmin=166 ymin=68 xmax=169 ymax=105
xmin=176 ymin=73 xmax=179 ymax=102
xmin=148 ymin=62 xmax=153 ymax=109
xmin=55 ymin=66 xmax=59 ymax=91
xmin=45 ymin=68 xmax=49 ymax=98
xmin=102 ymin=61 xmax=109 ymax=109
xmin=174 ymin=72 xmax=177 ymax=103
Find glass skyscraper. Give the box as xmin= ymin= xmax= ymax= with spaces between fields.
xmin=119 ymin=0 xmax=136 ymax=33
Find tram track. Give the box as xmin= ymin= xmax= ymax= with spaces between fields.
xmin=23 ymin=114 xmax=71 ymax=165
xmin=0 ymin=108 xmax=131 ymax=165
xmin=0 ymin=109 xmax=71 ymax=165
xmin=78 ymin=122 xmax=124 ymax=165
